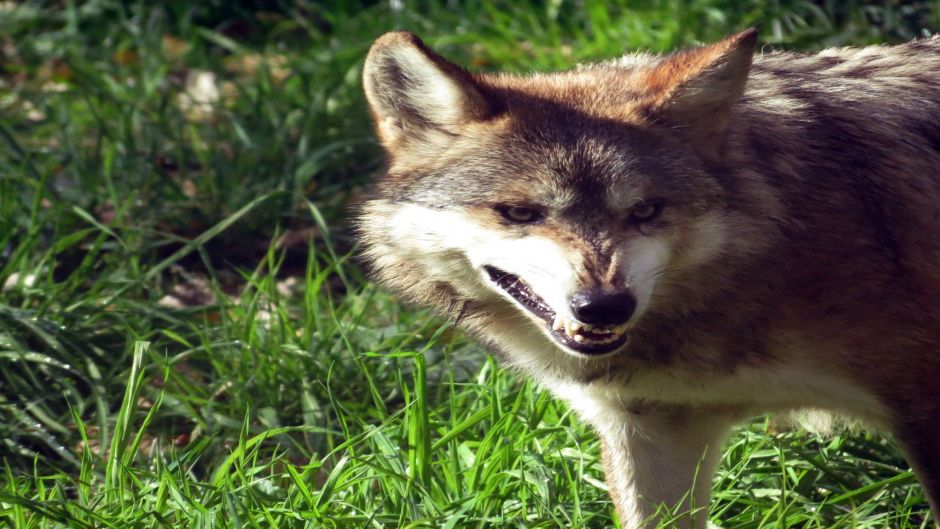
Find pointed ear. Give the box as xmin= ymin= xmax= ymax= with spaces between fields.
xmin=642 ymin=28 xmax=758 ymax=159
xmin=363 ymin=32 xmax=492 ymax=149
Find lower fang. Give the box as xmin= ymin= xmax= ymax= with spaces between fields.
xmin=573 ymin=334 xmax=585 ymax=343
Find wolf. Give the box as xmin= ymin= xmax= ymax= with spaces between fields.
xmin=358 ymin=28 xmax=940 ymax=528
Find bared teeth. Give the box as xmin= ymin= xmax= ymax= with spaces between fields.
xmin=549 ymin=314 xmax=630 ymax=346
xmin=563 ymin=318 xmax=577 ymax=338
xmin=565 ymin=325 xmax=577 ymax=338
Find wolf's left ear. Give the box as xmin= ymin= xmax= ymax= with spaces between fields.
xmin=641 ymin=28 xmax=758 ymax=159
xmin=363 ymin=32 xmax=492 ymax=149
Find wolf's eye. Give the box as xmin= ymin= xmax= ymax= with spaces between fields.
xmin=498 ymin=205 xmax=542 ymax=224
xmin=628 ymin=200 xmax=663 ymax=223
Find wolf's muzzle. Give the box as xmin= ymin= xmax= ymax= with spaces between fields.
xmin=482 ymin=265 xmax=629 ymax=356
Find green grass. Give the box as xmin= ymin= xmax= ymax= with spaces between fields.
xmin=1 ymin=1 xmax=938 ymax=527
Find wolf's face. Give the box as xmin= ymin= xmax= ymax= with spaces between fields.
xmin=360 ymin=31 xmax=759 ymax=364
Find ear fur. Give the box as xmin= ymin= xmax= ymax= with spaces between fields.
xmin=362 ymin=32 xmax=491 ymax=148
xmin=642 ymin=28 xmax=758 ymax=159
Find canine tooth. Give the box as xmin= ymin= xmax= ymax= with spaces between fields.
xmin=552 ymin=315 xmax=564 ymax=331
xmin=569 ymin=320 xmax=583 ymax=333
xmin=573 ymin=334 xmax=585 ymax=343
xmin=565 ymin=323 xmax=577 ymax=338
xmin=562 ymin=318 xmax=577 ymax=337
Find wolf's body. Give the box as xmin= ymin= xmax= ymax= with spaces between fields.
xmin=359 ymin=30 xmax=940 ymax=527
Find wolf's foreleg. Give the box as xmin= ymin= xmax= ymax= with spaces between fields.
xmin=893 ymin=411 xmax=940 ymax=527
xmin=597 ymin=405 xmax=736 ymax=529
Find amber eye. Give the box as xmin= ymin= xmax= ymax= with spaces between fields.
xmin=497 ymin=205 xmax=542 ymax=224
xmin=628 ymin=200 xmax=663 ymax=223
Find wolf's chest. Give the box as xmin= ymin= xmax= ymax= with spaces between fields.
xmin=546 ymin=360 xmax=889 ymax=431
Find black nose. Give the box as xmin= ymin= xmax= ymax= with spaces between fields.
xmin=570 ymin=289 xmax=636 ymax=326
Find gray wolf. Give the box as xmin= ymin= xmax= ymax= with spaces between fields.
xmin=357 ymin=29 xmax=940 ymax=528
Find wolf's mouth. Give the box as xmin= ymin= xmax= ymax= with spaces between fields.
xmin=483 ymin=265 xmax=628 ymax=356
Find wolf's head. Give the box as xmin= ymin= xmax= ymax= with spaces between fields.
xmin=358 ymin=31 xmax=771 ymax=371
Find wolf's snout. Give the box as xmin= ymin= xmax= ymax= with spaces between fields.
xmin=570 ymin=290 xmax=637 ymax=326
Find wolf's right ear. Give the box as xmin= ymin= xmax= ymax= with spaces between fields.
xmin=363 ymin=32 xmax=492 ymax=149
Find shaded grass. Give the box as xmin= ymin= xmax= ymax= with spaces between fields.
xmin=1 ymin=0 xmax=938 ymax=527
